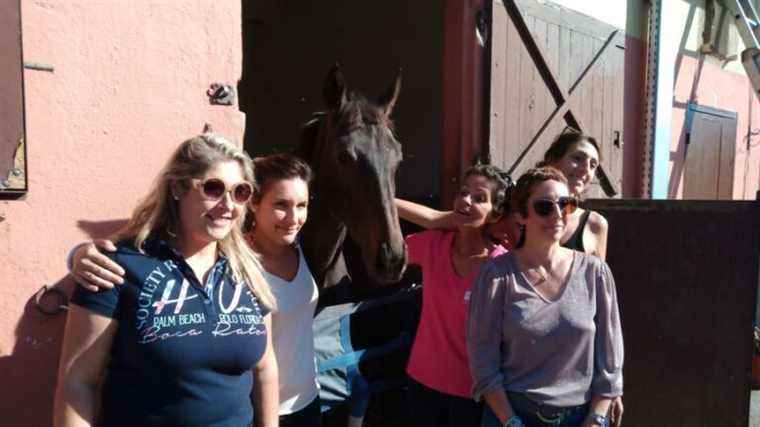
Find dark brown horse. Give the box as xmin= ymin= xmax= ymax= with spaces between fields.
xmin=296 ymin=64 xmax=407 ymax=305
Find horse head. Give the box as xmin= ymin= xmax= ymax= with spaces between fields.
xmin=297 ymin=64 xmax=407 ymax=287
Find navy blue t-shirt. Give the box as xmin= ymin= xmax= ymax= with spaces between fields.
xmin=71 ymin=238 xmax=269 ymax=427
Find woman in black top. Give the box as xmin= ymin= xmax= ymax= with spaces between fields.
xmin=537 ymin=128 xmax=607 ymax=259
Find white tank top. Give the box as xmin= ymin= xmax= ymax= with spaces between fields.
xmin=263 ymin=246 xmax=320 ymax=415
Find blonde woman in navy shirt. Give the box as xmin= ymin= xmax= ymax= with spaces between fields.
xmin=66 ymin=153 xmax=321 ymax=427
xmin=54 ymin=134 xmax=279 ymax=427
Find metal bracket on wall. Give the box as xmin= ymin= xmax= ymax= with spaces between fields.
xmin=23 ymin=62 xmax=54 ymax=72
xmin=207 ymin=83 xmax=235 ymax=106
xmin=34 ymin=285 xmax=69 ymax=316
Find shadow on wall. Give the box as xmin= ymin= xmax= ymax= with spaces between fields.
xmin=77 ymin=219 xmax=129 ymax=239
xmin=0 ymin=275 xmax=74 ymax=426
xmin=0 ymin=218 xmax=127 ymax=425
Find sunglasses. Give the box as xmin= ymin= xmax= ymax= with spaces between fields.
xmin=532 ymin=197 xmax=579 ymax=217
xmin=192 ymin=178 xmax=254 ymax=205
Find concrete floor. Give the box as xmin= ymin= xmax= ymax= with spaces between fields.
xmin=751 ymin=391 xmax=760 ymax=426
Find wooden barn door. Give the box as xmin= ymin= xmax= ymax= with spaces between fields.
xmin=486 ymin=0 xmax=625 ymax=197
xmin=683 ymin=104 xmax=737 ymax=200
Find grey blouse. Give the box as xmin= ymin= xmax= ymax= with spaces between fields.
xmin=467 ymin=251 xmax=624 ymax=407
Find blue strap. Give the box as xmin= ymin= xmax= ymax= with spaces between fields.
xmin=317 ymin=332 xmax=411 ymax=373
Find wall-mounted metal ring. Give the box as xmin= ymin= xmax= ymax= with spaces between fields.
xmin=34 ymin=285 xmax=69 ymax=316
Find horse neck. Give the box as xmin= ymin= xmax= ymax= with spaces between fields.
xmin=300 ymin=183 xmax=348 ymax=288
xmin=298 ymin=116 xmax=350 ymax=288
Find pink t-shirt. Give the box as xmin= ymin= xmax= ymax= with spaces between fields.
xmin=405 ymin=230 xmax=507 ymax=398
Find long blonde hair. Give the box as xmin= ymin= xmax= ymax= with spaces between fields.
xmin=114 ymin=133 xmax=276 ymax=311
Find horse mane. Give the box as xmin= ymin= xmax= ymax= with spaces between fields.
xmin=340 ymin=93 xmax=395 ymax=132
xmin=295 ymin=93 xmax=396 ymax=163
xmin=295 ymin=112 xmax=326 ymax=161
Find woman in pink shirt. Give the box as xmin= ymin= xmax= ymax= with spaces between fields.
xmin=398 ymin=164 xmax=510 ymax=427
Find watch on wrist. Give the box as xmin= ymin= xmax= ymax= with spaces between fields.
xmin=588 ymin=412 xmax=608 ymax=426
xmin=503 ymin=415 xmax=525 ymax=427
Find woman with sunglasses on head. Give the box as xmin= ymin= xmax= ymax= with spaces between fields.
xmin=54 ymin=134 xmax=279 ymax=427
xmin=403 ymin=164 xmax=509 ymax=427
xmin=66 ymin=153 xmax=321 ymax=427
xmin=467 ymin=166 xmax=623 ymax=427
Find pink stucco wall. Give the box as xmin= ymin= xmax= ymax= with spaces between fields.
xmin=671 ymin=54 xmax=760 ymax=199
xmin=0 ymin=1 xmax=245 ymax=424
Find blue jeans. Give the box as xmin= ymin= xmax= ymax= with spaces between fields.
xmin=481 ymin=392 xmax=603 ymax=427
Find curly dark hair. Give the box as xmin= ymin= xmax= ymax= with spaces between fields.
xmin=461 ymin=164 xmax=513 ymax=218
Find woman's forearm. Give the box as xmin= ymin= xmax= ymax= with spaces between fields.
xmin=252 ymin=364 xmax=279 ymax=427
xmin=588 ymin=395 xmax=613 ymax=416
xmin=483 ymin=388 xmax=515 ymax=425
xmin=54 ymin=305 xmax=116 ymax=427
xmin=253 ymin=314 xmax=279 ymax=427
xmin=395 ymin=198 xmax=454 ymax=230
xmin=53 ymin=378 xmax=98 ymax=427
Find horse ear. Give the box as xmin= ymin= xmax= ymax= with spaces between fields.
xmin=377 ymin=68 xmax=402 ymax=116
xmin=323 ymin=63 xmax=347 ymax=111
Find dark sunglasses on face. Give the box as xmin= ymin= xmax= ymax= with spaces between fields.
xmin=192 ymin=178 xmax=254 ymax=205
xmin=532 ymin=197 xmax=579 ymax=217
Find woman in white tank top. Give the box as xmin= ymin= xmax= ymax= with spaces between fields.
xmin=248 ymin=154 xmax=321 ymax=427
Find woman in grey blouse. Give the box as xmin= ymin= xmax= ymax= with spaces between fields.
xmin=467 ymin=166 xmax=623 ymax=427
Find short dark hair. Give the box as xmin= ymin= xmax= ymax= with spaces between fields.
xmin=511 ymin=166 xmax=567 ymax=217
xmin=252 ymin=153 xmax=312 ymax=198
xmin=538 ymin=127 xmax=602 ymax=167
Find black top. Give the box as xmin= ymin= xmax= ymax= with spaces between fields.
xmin=562 ymin=210 xmax=591 ymax=252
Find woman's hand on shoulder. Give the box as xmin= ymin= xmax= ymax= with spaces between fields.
xmin=71 ymin=239 xmax=125 ymax=291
